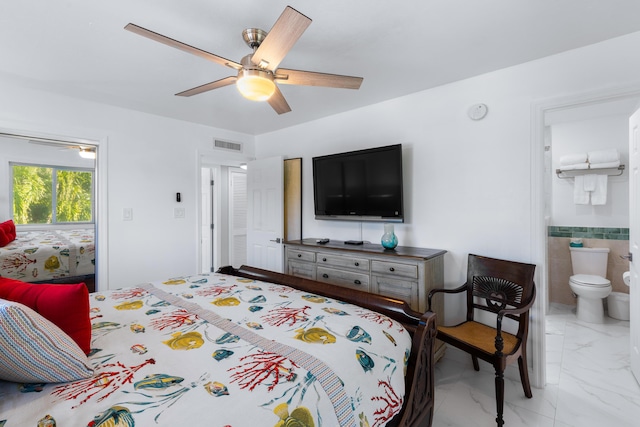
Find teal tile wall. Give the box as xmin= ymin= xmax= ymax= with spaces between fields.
xmin=548 ymin=226 xmax=629 ymax=240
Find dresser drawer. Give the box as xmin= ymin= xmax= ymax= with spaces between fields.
xmin=286 ymin=248 xmax=316 ymax=263
xmin=316 ymin=253 xmax=370 ymax=272
xmin=316 ymin=266 xmax=370 ymax=291
xmin=371 ymin=260 xmax=418 ymax=279
xmin=287 ymin=260 xmax=316 ymax=280
xmin=373 ymin=275 xmax=420 ymax=311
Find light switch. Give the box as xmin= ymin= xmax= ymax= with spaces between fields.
xmin=174 ymin=207 xmax=185 ymax=219
xmin=123 ymin=208 xmax=133 ymax=221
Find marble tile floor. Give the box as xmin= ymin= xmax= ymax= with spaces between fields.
xmin=428 ymin=303 xmax=640 ymax=426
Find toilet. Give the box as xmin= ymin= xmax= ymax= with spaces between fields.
xmin=569 ymin=247 xmax=612 ymax=323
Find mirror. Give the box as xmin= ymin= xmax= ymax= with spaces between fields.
xmin=0 ymin=134 xmax=98 ymax=292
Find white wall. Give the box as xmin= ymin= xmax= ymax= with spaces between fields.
xmin=0 ymin=83 xmax=255 ymax=290
xmin=255 ymin=31 xmax=640 ymax=314
xmin=550 ymin=114 xmax=630 ymax=227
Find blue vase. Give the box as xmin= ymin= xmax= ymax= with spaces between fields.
xmin=381 ymin=224 xmax=398 ymax=250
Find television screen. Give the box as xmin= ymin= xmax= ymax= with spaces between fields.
xmin=312 ymin=144 xmax=404 ymax=222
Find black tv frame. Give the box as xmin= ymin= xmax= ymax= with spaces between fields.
xmin=312 ymin=144 xmax=404 ymax=223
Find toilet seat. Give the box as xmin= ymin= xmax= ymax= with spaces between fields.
xmin=570 ymin=274 xmax=611 ymax=288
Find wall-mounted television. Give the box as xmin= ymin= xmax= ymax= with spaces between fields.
xmin=312 ymin=144 xmax=404 ymax=223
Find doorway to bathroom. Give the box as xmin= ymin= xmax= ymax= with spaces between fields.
xmin=544 ymin=98 xmax=634 ymax=312
xmin=535 ymin=89 xmax=640 ymax=387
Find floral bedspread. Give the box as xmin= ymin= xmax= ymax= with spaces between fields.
xmin=0 ymin=229 xmax=94 ymax=282
xmin=0 ymin=272 xmax=412 ymax=427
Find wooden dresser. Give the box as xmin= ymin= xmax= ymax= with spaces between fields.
xmin=284 ymin=239 xmax=447 ymax=359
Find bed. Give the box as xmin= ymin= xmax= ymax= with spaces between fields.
xmin=0 ymin=228 xmax=95 ymax=284
xmin=0 ymin=265 xmax=436 ymax=427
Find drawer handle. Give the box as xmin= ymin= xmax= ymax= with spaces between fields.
xmin=354 ymin=262 xmax=359 ymax=266
xmin=322 ymin=273 xmax=329 ymax=279
xmin=297 ymin=254 xmax=302 ymax=258
xmin=389 ymin=267 xmax=395 ymax=272
xmin=322 ymin=258 xmax=327 ymax=262
xmin=354 ymin=280 xmax=361 ymax=285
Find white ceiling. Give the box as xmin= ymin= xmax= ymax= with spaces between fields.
xmin=3 ymin=1 xmax=640 ymax=136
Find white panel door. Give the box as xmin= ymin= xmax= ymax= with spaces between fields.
xmin=247 ymin=156 xmax=284 ymax=272
xmin=630 ymin=109 xmax=640 ymax=385
xmin=229 ymin=169 xmax=247 ymax=267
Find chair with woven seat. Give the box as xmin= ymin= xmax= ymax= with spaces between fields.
xmin=427 ymin=254 xmax=536 ymax=427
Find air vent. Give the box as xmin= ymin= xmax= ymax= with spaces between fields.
xmin=214 ymin=139 xmax=243 ymax=152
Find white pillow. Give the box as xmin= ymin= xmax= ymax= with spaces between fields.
xmin=0 ymin=298 xmax=93 ymax=383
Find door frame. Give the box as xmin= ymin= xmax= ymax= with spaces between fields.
xmin=200 ymin=167 xmax=214 ymax=273
xmin=530 ymin=85 xmax=640 ymax=388
xmin=628 ymin=108 xmax=640 ymax=384
xmin=197 ymin=150 xmax=253 ymax=274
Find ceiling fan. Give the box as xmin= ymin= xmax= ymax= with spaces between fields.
xmin=124 ymin=6 xmax=363 ymax=114
xmin=27 ymin=140 xmax=97 ymax=159
xmin=0 ymin=132 xmax=97 ymax=159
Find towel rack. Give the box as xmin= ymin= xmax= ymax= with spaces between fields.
xmin=555 ymin=164 xmax=625 ymax=178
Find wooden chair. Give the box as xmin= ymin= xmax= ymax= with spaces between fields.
xmin=427 ymin=254 xmax=536 ymax=427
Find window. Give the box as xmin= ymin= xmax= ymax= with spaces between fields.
xmin=11 ymin=163 xmax=94 ymax=225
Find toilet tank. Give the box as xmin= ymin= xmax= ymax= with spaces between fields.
xmin=570 ymin=247 xmax=609 ymax=277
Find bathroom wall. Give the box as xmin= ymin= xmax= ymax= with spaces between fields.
xmin=550 ymin=113 xmax=630 ymax=227
xmin=548 ymin=230 xmax=629 ymax=305
xmin=547 ymin=104 xmax=633 ymax=305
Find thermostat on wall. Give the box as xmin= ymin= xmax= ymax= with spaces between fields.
xmin=468 ymin=103 xmax=488 ymax=120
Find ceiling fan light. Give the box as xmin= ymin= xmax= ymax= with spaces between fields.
xmin=236 ymin=69 xmax=276 ymax=101
xmin=79 ymin=148 xmax=96 ymax=159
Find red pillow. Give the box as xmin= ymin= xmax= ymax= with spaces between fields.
xmin=0 ymin=278 xmax=91 ymax=354
xmin=0 ymin=219 xmax=16 ymax=247
xmin=0 ymin=228 xmax=8 ymax=247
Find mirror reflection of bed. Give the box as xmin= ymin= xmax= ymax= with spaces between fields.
xmin=0 ymin=134 xmax=97 ymax=292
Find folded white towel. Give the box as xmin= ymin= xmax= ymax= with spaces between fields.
xmin=560 ymin=153 xmax=588 ymax=166
xmin=589 ymin=160 xmax=621 ymax=169
xmin=588 ymin=149 xmax=619 ymax=164
xmin=560 ymin=163 xmax=590 ymax=171
xmin=583 ymin=174 xmax=597 ymax=192
xmin=591 ymin=175 xmax=608 ymax=205
xmin=574 ymin=176 xmax=590 ymax=204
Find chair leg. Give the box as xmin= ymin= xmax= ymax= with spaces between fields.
xmin=472 ymin=355 xmax=480 ymax=371
xmin=494 ymin=368 xmax=505 ymax=427
xmin=518 ymin=355 xmax=533 ymax=398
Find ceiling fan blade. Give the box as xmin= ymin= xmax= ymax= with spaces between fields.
xmin=125 ymin=23 xmax=241 ymax=70
xmin=251 ymin=6 xmax=311 ymax=71
xmin=28 ymin=140 xmax=83 ymax=150
xmin=267 ymin=86 xmax=291 ymax=114
xmin=175 ymin=76 xmax=237 ymax=97
xmin=275 ymin=68 xmax=363 ymax=89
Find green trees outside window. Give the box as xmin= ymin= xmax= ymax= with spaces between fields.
xmin=12 ymin=164 xmax=93 ymax=225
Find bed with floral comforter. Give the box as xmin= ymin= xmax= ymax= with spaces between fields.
xmin=0 ymin=267 xmax=436 ymax=427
